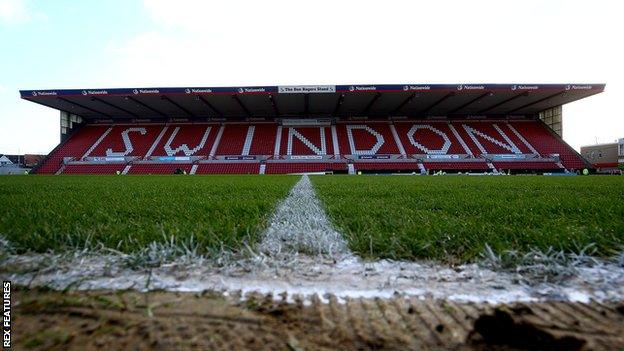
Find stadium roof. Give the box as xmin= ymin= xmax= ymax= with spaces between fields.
xmin=20 ymin=83 xmax=604 ymax=120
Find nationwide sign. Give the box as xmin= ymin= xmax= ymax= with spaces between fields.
xmin=359 ymin=155 xmax=392 ymax=159
xmin=403 ymin=85 xmax=431 ymax=91
xmin=30 ymin=91 xmax=58 ymax=96
xmin=348 ymin=85 xmax=377 ymax=92
xmin=290 ymin=155 xmax=324 ymax=160
xmin=566 ymin=85 xmax=593 ymax=90
xmin=426 ymin=154 xmax=461 ymax=159
xmin=224 ymin=156 xmax=257 ymax=160
xmin=82 ymin=90 xmax=108 ymax=96
xmin=185 ymin=88 xmax=213 ymax=94
xmin=237 ymin=87 xmax=267 ymax=93
xmin=133 ymin=89 xmax=160 ymax=94
xmin=456 ymin=85 xmax=486 ymax=91
xmin=278 ymin=85 xmax=336 ymax=94
xmin=511 ymin=85 xmax=539 ymax=91
xmin=20 ymin=84 xmax=605 ymax=100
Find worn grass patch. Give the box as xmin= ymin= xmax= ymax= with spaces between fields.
xmin=0 ymin=175 xmax=297 ymax=256
xmin=312 ymin=175 xmax=624 ymax=263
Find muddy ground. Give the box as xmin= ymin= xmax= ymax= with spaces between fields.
xmin=10 ymin=288 xmax=624 ymax=350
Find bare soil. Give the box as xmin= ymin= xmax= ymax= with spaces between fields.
xmin=12 ymin=288 xmax=624 ymax=350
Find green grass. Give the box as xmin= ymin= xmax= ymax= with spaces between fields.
xmin=312 ymin=175 xmax=624 ymax=263
xmin=2 ymin=174 xmax=624 ymax=264
xmin=0 ymin=175 xmax=297 ymax=255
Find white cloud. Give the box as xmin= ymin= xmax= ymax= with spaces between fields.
xmin=0 ymin=0 xmax=29 ymax=24
xmin=96 ymin=0 xmax=624 ymax=150
xmin=0 ymin=0 xmax=46 ymax=26
xmin=6 ymin=0 xmax=624 ymax=153
xmin=0 ymin=87 xmax=57 ymax=155
xmin=118 ymin=0 xmax=621 ymax=86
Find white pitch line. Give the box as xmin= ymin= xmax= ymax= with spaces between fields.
xmin=4 ymin=177 xmax=624 ymax=305
xmin=4 ymin=252 xmax=624 ymax=304
xmin=258 ymin=174 xmax=351 ymax=258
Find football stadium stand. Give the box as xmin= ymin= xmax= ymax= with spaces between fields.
xmin=20 ymin=84 xmax=602 ymax=175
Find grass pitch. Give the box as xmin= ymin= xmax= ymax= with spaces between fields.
xmin=1 ymin=174 xmax=623 ymax=264
xmin=0 ymin=175 xmax=297 ymax=255
xmin=312 ymin=175 xmax=624 ymax=262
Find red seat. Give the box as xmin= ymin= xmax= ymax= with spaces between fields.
xmin=249 ymin=124 xmax=278 ymax=155
xmin=336 ymin=122 xmax=400 ymax=155
xmin=36 ymin=120 xmax=587 ymax=174
xmin=62 ymin=164 xmax=126 ymax=174
xmin=422 ymin=161 xmax=490 ymax=170
xmin=215 ymin=124 xmax=277 ymax=156
xmin=195 ymin=163 xmax=260 ymax=174
xmin=128 ymin=163 xmax=192 ymax=174
xmin=509 ymin=121 xmax=588 ymax=170
xmin=394 ymin=122 xmax=469 ymax=155
xmin=493 ymin=161 xmax=560 ymax=170
xmin=37 ymin=125 xmax=109 ymax=174
xmin=265 ymin=162 xmax=346 ymax=174
xmin=148 ymin=124 xmax=219 ymax=157
xmin=278 ymin=127 xmax=335 ymax=156
xmin=87 ymin=125 xmax=162 ymax=157
xmin=354 ymin=162 xmax=420 ymax=171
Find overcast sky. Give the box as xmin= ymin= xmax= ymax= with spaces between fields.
xmin=0 ymin=0 xmax=622 ymax=154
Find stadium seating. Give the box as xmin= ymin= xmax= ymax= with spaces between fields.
xmin=86 ymin=125 xmax=163 ymax=158
xmin=422 ymin=161 xmax=491 ymax=171
xmin=394 ymin=122 xmax=468 ymax=155
xmin=493 ymin=161 xmax=561 ymax=170
xmin=457 ymin=122 xmax=525 ymax=155
xmin=265 ymin=162 xmax=347 ymax=174
xmin=63 ymin=164 xmax=126 ymax=174
xmin=214 ymin=124 xmax=252 ymax=155
xmin=127 ymin=163 xmax=192 ymax=175
xmin=147 ymin=124 xmax=218 ymax=157
xmin=36 ymin=125 xmax=110 ymax=174
xmin=195 ymin=163 xmax=260 ymax=174
xmin=493 ymin=123 xmax=538 ymax=154
xmin=354 ymin=162 xmax=420 ymax=171
xmin=278 ymin=127 xmax=335 ymax=156
xmin=509 ymin=121 xmax=588 ymax=170
xmin=249 ymin=123 xmax=278 ymax=155
xmin=36 ymin=119 xmax=588 ymax=174
xmin=336 ymin=122 xmax=400 ymax=155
